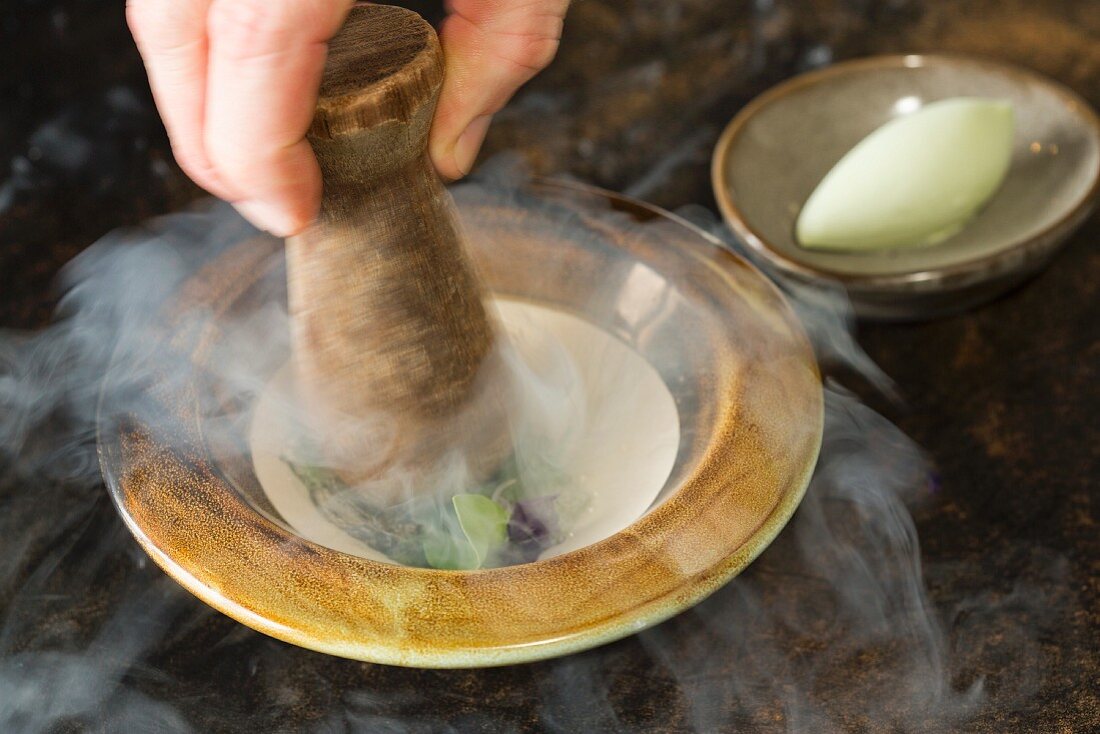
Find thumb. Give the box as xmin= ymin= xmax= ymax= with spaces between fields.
xmin=430 ymin=0 xmax=567 ymax=180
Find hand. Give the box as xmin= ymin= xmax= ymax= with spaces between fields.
xmin=127 ymin=0 xmax=567 ymax=237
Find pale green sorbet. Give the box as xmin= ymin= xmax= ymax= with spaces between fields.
xmin=796 ymin=97 xmax=1014 ymax=251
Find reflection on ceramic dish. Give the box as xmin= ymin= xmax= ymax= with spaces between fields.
xmin=250 ymin=298 xmax=681 ymax=564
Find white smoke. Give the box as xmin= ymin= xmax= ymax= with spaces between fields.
xmin=0 ymin=162 xmax=1068 ymax=733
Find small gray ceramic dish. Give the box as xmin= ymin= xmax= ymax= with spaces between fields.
xmin=712 ymin=54 xmax=1100 ymax=320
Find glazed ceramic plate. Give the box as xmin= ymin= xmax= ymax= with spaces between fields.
xmin=712 ymin=54 xmax=1100 ymax=320
xmin=98 ymin=180 xmax=822 ymax=668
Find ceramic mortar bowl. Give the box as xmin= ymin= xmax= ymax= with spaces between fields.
xmin=713 ymin=54 xmax=1100 ymax=320
xmin=98 ymin=180 xmax=822 ymax=668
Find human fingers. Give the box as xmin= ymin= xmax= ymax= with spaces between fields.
xmin=204 ymin=0 xmax=353 ymax=236
xmin=127 ymin=0 xmax=235 ymax=199
xmin=432 ymin=0 xmax=568 ymax=180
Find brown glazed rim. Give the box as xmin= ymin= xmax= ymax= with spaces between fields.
xmin=711 ymin=53 xmax=1100 ymax=292
xmin=98 ymin=180 xmax=823 ymax=668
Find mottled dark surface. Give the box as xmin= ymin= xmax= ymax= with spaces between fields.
xmin=1 ymin=1 xmax=1096 ymax=732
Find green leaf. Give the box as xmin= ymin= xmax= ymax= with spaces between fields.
xmin=422 ymin=526 xmax=479 ymax=570
xmin=453 ymin=494 xmax=509 ymax=567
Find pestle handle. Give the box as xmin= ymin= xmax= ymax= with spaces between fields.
xmin=309 ymin=3 xmax=446 ymax=184
xmin=286 ymin=4 xmax=507 ymax=496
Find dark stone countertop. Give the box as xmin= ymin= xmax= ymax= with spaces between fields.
xmin=1 ymin=1 xmax=1096 ymax=731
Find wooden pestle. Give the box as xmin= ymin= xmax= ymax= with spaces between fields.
xmin=286 ymin=4 xmax=509 ymax=503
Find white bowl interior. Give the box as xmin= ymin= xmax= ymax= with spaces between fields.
xmin=249 ymin=297 xmax=681 ymax=565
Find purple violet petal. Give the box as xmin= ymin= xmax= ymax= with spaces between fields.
xmin=507 ymin=495 xmax=560 ymax=547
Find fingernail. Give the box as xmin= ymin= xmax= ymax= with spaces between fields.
xmin=454 ymin=115 xmax=493 ymax=177
xmin=234 ymin=199 xmax=299 ymax=237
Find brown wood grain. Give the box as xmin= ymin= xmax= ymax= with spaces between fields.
xmin=286 ymin=4 xmax=508 ymax=502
